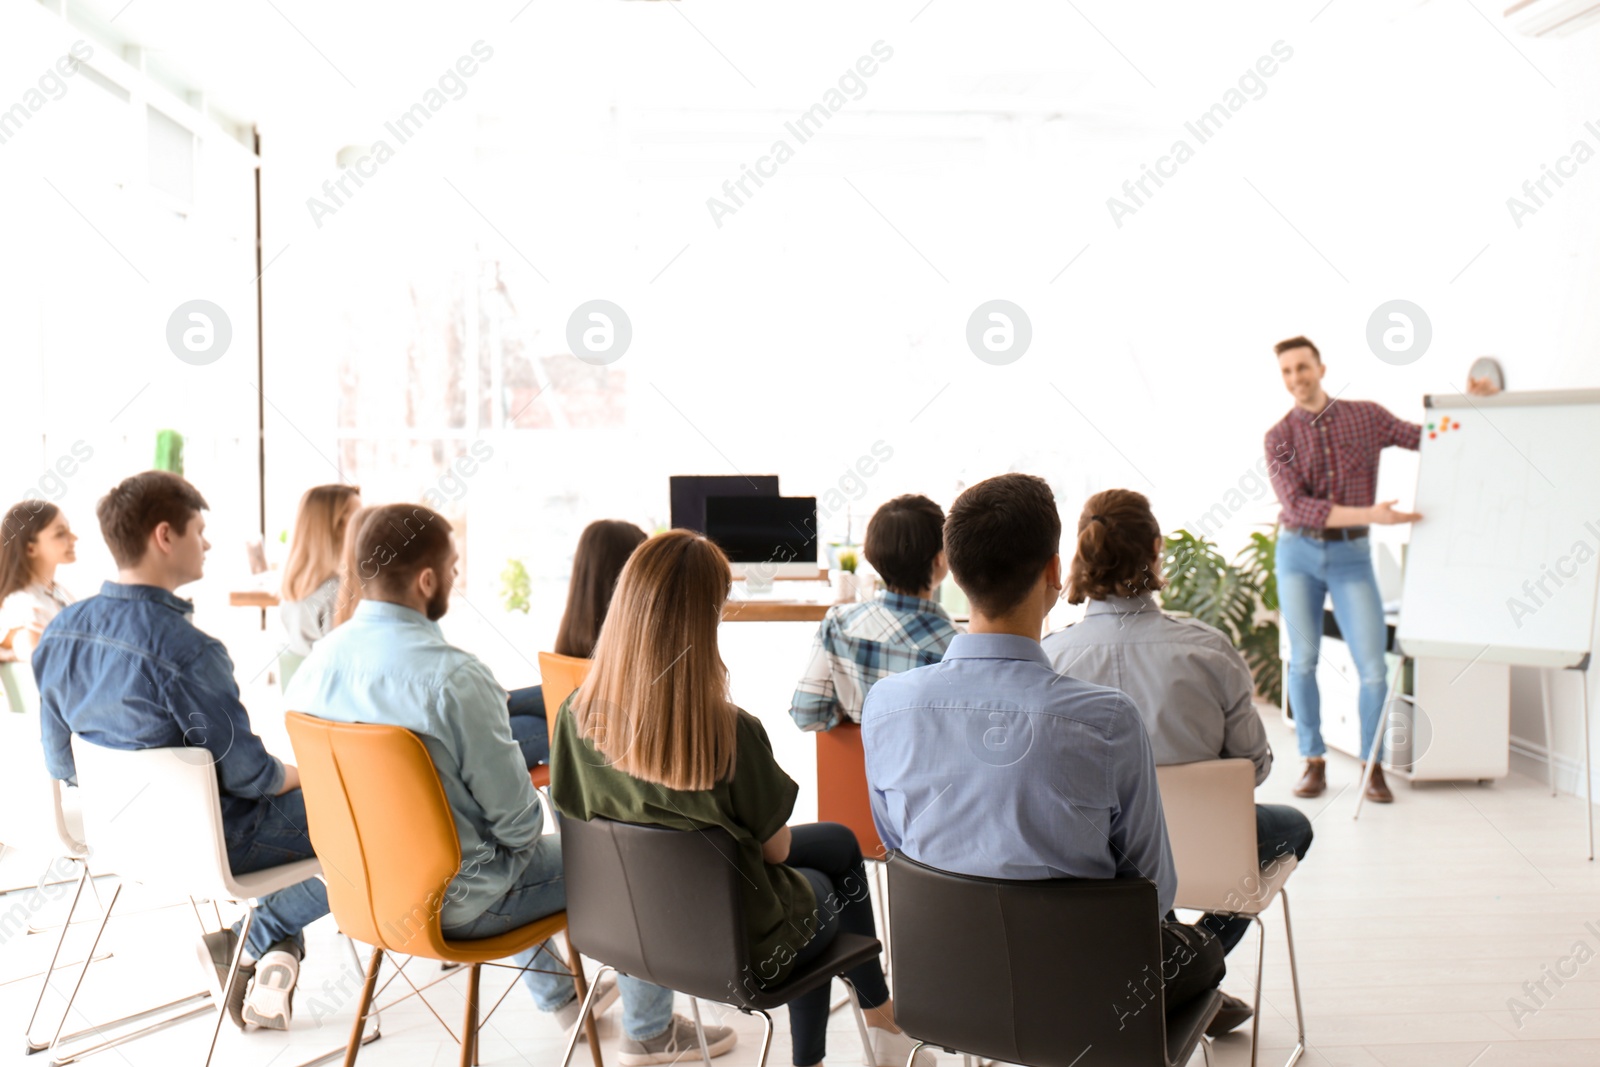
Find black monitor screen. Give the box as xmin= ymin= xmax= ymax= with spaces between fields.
xmin=670 ymin=475 xmax=779 ymax=534
xmin=704 ymin=496 xmax=818 ymax=565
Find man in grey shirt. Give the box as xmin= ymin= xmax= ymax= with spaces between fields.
xmin=1043 ymin=489 xmax=1313 ymax=955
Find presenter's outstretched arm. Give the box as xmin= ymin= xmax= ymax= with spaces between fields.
xmin=1325 ymin=499 xmax=1421 ymax=527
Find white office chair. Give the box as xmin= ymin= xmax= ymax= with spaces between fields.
xmin=0 ymin=661 xmax=105 ymax=1052
xmin=1155 ymin=759 xmax=1306 ymax=1067
xmin=54 ymin=740 xmax=325 ymax=1067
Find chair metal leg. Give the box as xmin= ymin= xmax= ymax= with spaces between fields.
xmin=1279 ymin=890 xmax=1306 ymax=1067
xmin=201 ymin=905 xmax=255 ymax=1067
xmin=44 ymin=882 xmax=121 ymax=1055
xmin=45 ymin=882 xmax=213 ymax=1065
xmin=754 ymin=1009 xmax=775 ymax=1067
xmin=460 ymin=962 xmax=481 ymax=1067
xmin=689 ymin=997 xmax=713 ymax=1067
xmin=1200 ymin=1036 xmax=1214 ymax=1066
xmin=1248 ymin=914 xmax=1266 ymax=1067
xmin=22 ymin=863 xmax=89 ymax=1049
xmin=839 ymin=977 xmax=875 ymax=1066
xmin=558 ymin=964 xmax=613 ymax=1067
xmin=566 ymin=938 xmax=602 ymax=1067
xmin=905 ymin=1040 xmax=928 ymax=1067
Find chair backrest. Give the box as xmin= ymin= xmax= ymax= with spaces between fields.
xmin=815 ymin=722 xmax=884 ymax=860
xmin=560 ymin=815 xmax=752 ymax=1004
xmin=887 ymin=851 xmax=1169 ymax=1067
xmin=1153 ymin=759 xmax=1257 ymax=913
xmin=70 ymin=740 xmax=235 ymax=898
xmin=284 ymin=712 xmax=464 ymax=958
xmin=0 ymin=675 xmax=86 ymax=860
xmin=537 ymin=652 xmax=591 ymax=719
xmin=2 ymin=660 xmax=37 ymax=714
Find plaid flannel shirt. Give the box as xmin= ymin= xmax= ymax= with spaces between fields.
xmin=788 ymin=591 xmax=962 ymax=732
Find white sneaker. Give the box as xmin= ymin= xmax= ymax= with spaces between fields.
xmin=619 ymin=1013 xmax=738 ymax=1066
xmin=554 ymin=974 xmax=620 ymax=1043
xmin=869 ymin=1026 xmax=935 ymax=1067
xmin=242 ymin=949 xmax=299 ymax=1030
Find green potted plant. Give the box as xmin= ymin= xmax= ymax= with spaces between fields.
xmin=500 ymin=558 xmax=532 ymax=615
xmin=1160 ymin=528 xmax=1282 ymax=707
xmin=833 ymin=548 xmax=861 ymax=603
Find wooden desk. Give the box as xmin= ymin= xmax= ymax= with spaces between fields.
xmin=232 ymin=588 xmax=834 ymax=623
xmin=721 ymin=600 xmax=831 ymax=623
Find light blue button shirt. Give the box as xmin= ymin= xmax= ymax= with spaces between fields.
xmin=285 ymin=599 xmax=542 ymax=929
xmin=861 ymin=632 xmax=1177 ymax=914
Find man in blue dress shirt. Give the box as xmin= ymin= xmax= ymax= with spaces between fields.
xmin=862 ymin=472 xmax=1244 ymax=1033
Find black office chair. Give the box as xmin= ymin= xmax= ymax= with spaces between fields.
xmin=886 ymin=852 xmax=1221 ymax=1067
xmin=556 ymin=815 xmax=885 ymax=1067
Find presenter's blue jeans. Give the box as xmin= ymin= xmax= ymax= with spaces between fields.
xmin=1276 ymin=530 xmax=1389 ymax=760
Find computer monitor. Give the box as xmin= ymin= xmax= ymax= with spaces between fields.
xmin=669 ymin=475 xmax=779 ymax=534
xmin=704 ymin=495 xmax=819 ymax=581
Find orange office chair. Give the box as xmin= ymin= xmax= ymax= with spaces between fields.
xmin=524 ymin=654 xmax=590 ymax=800
xmin=537 ymin=652 xmax=591 ymax=722
xmin=531 ymin=653 xmax=591 ymax=793
xmin=815 ymin=722 xmax=884 ymax=860
xmin=285 ymin=712 xmax=602 ymax=1067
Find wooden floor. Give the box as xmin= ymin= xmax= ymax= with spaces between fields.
xmin=2 ymin=703 xmax=1597 ymax=1067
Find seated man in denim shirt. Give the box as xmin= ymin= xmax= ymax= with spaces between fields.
xmin=34 ymin=471 xmax=327 ymax=1031
xmin=862 ymin=473 xmax=1247 ymax=1036
xmin=286 ymin=504 xmax=736 ymax=1065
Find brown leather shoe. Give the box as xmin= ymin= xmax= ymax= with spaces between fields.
xmin=1205 ymin=992 xmax=1254 ymax=1037
xmin=1364 ymin=762 xmax=1394 ymax=804
xmin=1293 ymin=758 xmax=1326 ymax=798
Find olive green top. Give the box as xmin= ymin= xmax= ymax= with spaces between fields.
xmin=549 ymin=701 xmax=816 ymax=986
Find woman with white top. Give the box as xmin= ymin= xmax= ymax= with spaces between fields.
xmin=0 ymin=500 xmax=78 ymax=663
xmin=278 ymin=484 xmax=362 ymax=687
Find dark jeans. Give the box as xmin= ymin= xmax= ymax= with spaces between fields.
xmin=1159 ymin=921 xmax=1226 ymax=1017
xmin=506 ymin=685 xmax=548 ymax=769
xmin=783 ymin=823 xmax=890 ymax=1067
xmin=223 ymin=788 xmax=330 ymax=958
xmin=1199 ymin=803 xmax=1315 ymax=954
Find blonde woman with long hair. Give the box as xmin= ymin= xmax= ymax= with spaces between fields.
xmin=279 ymin=485 xmax=361 ymax=682
xmin=549 ymin=530 xmax=927 ymax=1067
xmin=330 ymin=505 xmax=374 ymax=629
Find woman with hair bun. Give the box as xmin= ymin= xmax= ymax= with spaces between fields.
xmin=1042 ymin=488 xmax=1313 ymax=970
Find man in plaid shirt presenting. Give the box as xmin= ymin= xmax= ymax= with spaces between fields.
xmin=1265 ymin=336 xmax=1423 ymax=804
xmin=789 ymin=495 xmax=962 ymax=732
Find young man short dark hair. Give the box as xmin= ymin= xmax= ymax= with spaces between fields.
xmin=35 ymin=471 xmax=328 ymax=1031
xmin=861 ymin=473 xmax=1244 ymax=1035
xmin=788 ymin=494 xmax=960 ymax=733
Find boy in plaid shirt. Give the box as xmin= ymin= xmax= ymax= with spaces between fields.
xmin=788 ymin=495 xmax=962 ymax=732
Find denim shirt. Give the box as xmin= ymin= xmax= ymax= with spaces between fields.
xmin=34 ymin=582 xmax=287 ymax=835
